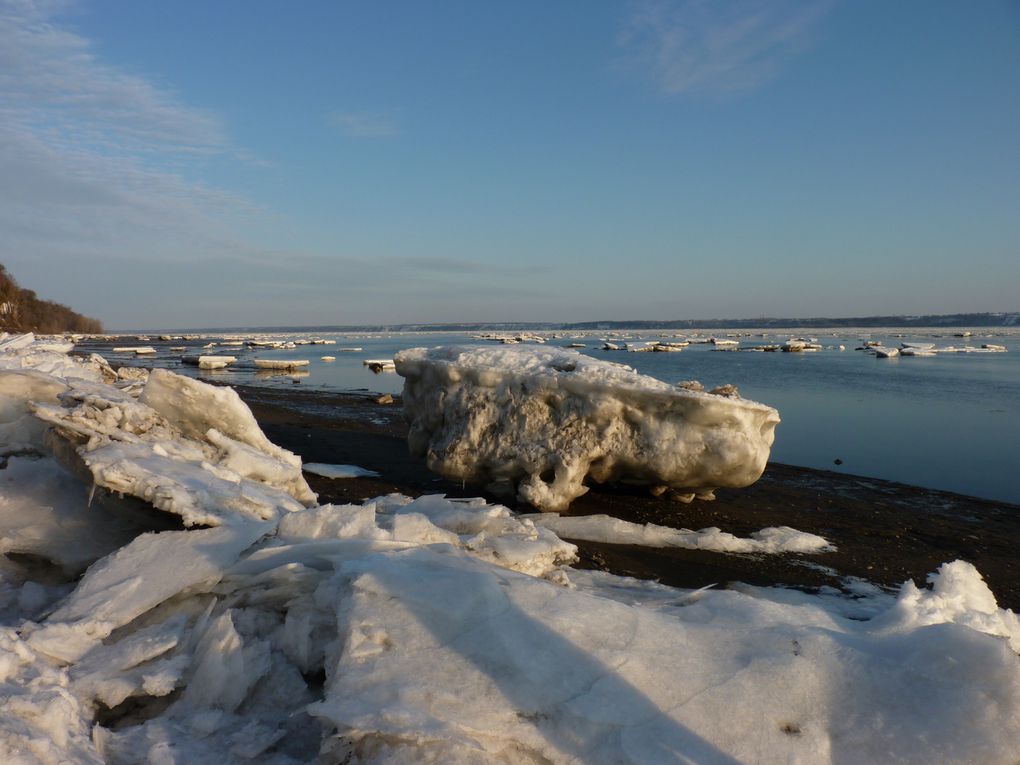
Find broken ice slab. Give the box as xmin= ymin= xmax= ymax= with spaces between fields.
xmin=181 ymin=355 xmax=237 ymax=368
xmin=253 ymin=359 xmax=310 ymax=369
xmin=111 ymin=346 xmax=156 ymax=355
xmin=31 ymin=368 xmax=316 ymax=527
xmin=394 ymin=345 xmax=780 ymax=512
xmin=302 ymin=462 xmax=380 ymax=479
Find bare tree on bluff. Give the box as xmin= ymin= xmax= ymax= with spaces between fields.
xmin=0 ymin=264 xmax=103 ymax=334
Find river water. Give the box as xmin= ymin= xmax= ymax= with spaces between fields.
xmin=81 ymin=327 xmax=1020 ymax=504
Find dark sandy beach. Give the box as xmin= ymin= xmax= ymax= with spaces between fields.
xmin=235 ymin=383 xmax=1020 ymax=610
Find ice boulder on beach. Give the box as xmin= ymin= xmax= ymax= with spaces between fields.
xmin=395 ymin=345 xmax=780 ymax=511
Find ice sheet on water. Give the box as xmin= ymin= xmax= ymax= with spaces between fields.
xmin=302 ymin=462 xmax=381 ymax=479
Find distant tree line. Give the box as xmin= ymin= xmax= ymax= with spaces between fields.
xmin=0 ymin=263 xmax=103 ymax=334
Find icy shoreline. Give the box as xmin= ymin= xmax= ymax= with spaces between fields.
xmin=2 ymin=333 xmax=1020 ymax=764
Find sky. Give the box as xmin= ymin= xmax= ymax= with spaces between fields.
xmin=2 ymin=0 xmax=1018 ymax=330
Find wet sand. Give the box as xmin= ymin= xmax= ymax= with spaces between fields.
xmin=236 ymin=383 xmax=1020 ymax=610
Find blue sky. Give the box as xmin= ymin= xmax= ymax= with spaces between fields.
xmin=2 ymin=0 xmax=1018 ymax=329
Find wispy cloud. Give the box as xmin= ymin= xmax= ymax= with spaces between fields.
xmin=0 ymin=1 xmax=553 ymax=328
xmin=0 ymin=0 xmax=269 ymax=325
xmin=328 ymin=111 xmax=399 ymax=137
xmin=233 ymin=252 xmax=549 ymax=279
xmin=619 ymin=0 xmax=834 ymax=95
xmin=0 ymin=0 xmax=226 ymax=152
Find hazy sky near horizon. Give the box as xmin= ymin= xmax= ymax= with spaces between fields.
xmin=2 ymin=0 xmax=1018 ymax=329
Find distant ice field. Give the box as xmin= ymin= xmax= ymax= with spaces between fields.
xmin=80 ymin=328 xmax=1020 ymax=504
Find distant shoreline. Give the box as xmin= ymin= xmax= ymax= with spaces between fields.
xmin=110 ymin=311 xmax=1019 ymax=334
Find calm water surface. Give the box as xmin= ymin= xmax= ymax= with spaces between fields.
xmin=84 ymin=328 xmax=1020 ymax=504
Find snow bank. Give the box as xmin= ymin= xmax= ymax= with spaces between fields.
xmin=314 ymin=545 xmax=1020 ymax=765
xmin=395 ymin=345 xmax=780 ymax=511
xmin=2 ymin=334 xmax=1019 ymax=765
xmin=525 ymin=513 xmax=834 ymax=554
xmin=9 ymin=487 xmax=1018 ymax=765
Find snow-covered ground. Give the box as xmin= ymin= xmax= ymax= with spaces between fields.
xmin=2 ymin=333 xmax=1019 ymax=765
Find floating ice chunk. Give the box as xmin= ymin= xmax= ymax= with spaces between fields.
xmin=525 ymin=514 xmax=834 ymax=554
xmin=181 ymin=355 xmax=236 ymax=369
xmin=303 ymin=462 xmax=380 ymax=479
xmin=253 ymin=359 xmax=309 ymax=369
xmin=395 ymin=345 xmax=780 ymax=511
xmin=112 ymin=346 xmax=156 ymax=355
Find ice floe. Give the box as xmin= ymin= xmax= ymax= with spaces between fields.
xmin=303 ymin=462 xmax=381 ymax=479
xmin=1 ymin=332 xmax=1018 ymax=765
xmin=253 ymin=359 xmax=310 ymax=370
xmin=394 ymin=345 xmax=780 ymax=512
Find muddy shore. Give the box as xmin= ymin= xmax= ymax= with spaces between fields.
xmin=234 ymin=383 xmax=1020 ymax=610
